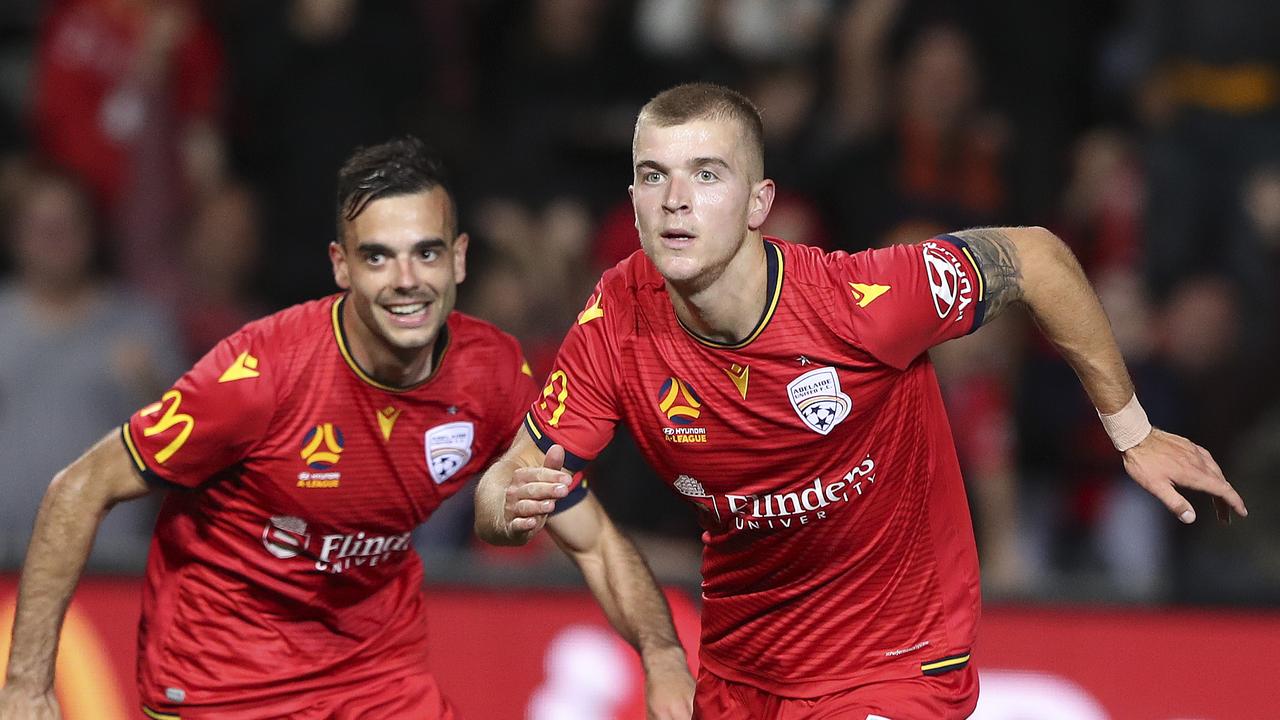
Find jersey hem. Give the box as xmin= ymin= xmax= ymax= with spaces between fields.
xmin=138 ymin=655 xmax=428 ymax=718
xmin=698 ymin=647 xmax=973 ymax=699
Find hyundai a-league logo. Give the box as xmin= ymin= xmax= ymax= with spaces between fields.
xmin=300 ymin=423 xmax=344 ymax=469
xmin=658 ymin=377 xmax=702 ymax=425
xmin=787 ymin=367 xmax=852 ymax=435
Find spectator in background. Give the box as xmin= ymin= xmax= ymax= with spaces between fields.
xmin=223 ymin=0 xmax=428 ymax=308
xmin=0 ymin=162 xmax=184 ymax=569
xmin=1056 ymin=129 xmax=1145 ymax=274
xmin=31 ymin=0 xmax=226 ymax=300
xmin=821 ymin=2 xmax=1009 ymax=249
xmin=177 ymin=180 xmax=263 ymax=359
xmin=1135 ymin=0 xmax=1280 ymax=351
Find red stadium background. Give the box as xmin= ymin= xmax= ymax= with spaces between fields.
xmin=2 ymin=576 xmax=1278 ymax=719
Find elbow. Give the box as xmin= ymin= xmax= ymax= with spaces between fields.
xmin=1015 ymin=226 xmax=1079 ymax=279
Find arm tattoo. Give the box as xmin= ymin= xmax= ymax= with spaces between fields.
xmin=951 ymin=227 xmax=1024 ymax=323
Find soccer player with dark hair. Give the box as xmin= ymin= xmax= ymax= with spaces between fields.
xmin=475 ymin=84 xmax=1248 ymax=718
xmin=0 ymin=137 xmax=694 ymax=719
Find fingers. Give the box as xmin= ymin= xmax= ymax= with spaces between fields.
xmin=1147 ymin=481 xmax=1197 ymax=524
xmin=503 ymin=449 xmax=573 ymax=536
xmin=1126 ymin=434 xmax=1249 ymax=524
xmin=1192 ymin=445 xmax=1248 ymax=519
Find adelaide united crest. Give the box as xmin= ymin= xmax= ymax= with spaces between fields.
xmin=424 ymin=421 xmax=474 ymax=484
xmin=787 ymin=367 xmax=852 ymax=435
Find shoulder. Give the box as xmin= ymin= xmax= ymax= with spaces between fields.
xmin=447 ymin=311 xmax=521 ymax=352
xmin=605 ymin=248 xmax=665 ymax=298
xmin=773 ymin=237 xmax=864 ymax=291
xmin=229 ymin=295 xmax=340 ymax=351
xmin=584 ymin=249 xmax=665 ymax=335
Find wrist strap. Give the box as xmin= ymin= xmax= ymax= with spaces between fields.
xmin=1098 ymin=394 xmax=1153 ymax=452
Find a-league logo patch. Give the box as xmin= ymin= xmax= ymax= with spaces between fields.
xmin=425 ymin=421 xmax=474 ymax=484
xmin=787 ymin=367 xmax=852 ymax=435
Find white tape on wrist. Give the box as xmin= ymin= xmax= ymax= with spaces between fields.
xmin=1098 ymin=394 xmax=1153 ymax=452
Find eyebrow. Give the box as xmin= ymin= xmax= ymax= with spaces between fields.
xmin=356 ymin=238 xmax=448 ymax=254
xmin=635 ymin=157 xmax=732 ymax=172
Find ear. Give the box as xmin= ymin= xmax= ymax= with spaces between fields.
xmin=746 ymin=178 xmax=776 ymax=232
xmin=329 ymin=241 xmax=350 ymax=289
xmin=628 ymin=184 xmax=638 ymax=231
xmin=452 ymin=232 xmax=470 ymax=284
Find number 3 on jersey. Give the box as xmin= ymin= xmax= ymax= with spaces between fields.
xmin=140 ymin=389 xmax=195 ymax=463
xmin=539 ymin=370 xmax=569 ymax=427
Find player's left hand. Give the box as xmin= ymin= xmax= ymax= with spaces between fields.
xmin=1122 ymin=428 xmax=1247 ymax=524
xmin=643 ymin=647 xmax=695 ymax=720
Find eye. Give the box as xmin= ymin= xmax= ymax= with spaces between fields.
xmin=696 ymin=169 xmax=719 ymax=182
xmin=643 ymin=171 xmax=665 ymax=184
xmin=420 ymin=248 xmax=441 ymax=262
xmin=364 ymin=252 xmax=386 ymax=266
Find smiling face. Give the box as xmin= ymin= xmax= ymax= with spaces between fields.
xmin=630 ymin=115 xmax=774 ymax=291
xmin=329 ymin=188 xmax=467 ymax=362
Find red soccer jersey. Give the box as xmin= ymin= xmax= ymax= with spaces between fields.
xmin=528 ymin=236 xmax=987 ymax=697
xmin=122 ymin=295 xmax=536 ymax=717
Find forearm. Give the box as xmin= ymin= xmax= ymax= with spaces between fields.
xmin=6 ymin=473 xmax=109 ymax=691
xmin=957 ymin=226 xmax=1134 ymax=412
xmin=566 ymin=524 xmax=685 ymax=665
xmin=1022 ymin=232 xmax=1133 ymax=412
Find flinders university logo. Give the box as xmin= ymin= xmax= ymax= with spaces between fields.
xmin=658 ymin=377 xmax=708 ymax=444
xmin=425 ymin=421 xmax=474 ymax=484
xmin=787 ymin=367 xmax=852 ymax=435
xmin=263 ymin=515 xmax=310 ymax=559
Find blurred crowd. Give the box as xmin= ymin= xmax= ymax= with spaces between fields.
xmin=1 ymin=0 xmax=1277 ymax=605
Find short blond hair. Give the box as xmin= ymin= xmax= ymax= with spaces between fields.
xmin=634 ymin=83 xmax=765 ymax=180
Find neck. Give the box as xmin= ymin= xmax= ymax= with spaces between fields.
xmin=342 ymin=298 xmax=440 ymax=387
xmin=667 ymin=233 xmax=768 ymax=344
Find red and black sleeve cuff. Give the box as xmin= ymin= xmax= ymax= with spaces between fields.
xmin=936 ymin=234 xmax=989 ymax=334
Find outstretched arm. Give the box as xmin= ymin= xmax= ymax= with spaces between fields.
xmin=1 ymin=432 xmax=153 ymax=718
xmin=475 ymin=432 xmax=694 ymax=718
xmin=547 ymin=496 xmax=695 ymax=720
xmin=952 ymin=226 xmax=1247 ymax=523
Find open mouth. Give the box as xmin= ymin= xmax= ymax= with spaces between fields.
xmin=386 ymin=302 xmax=428 ymax=316
xmin=382 ymin=301 xmax=432 ymax=325
xmin=661 ymin=230 xmax=696 ymax=240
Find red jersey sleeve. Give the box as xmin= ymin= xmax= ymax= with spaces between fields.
xmin=496 ymin=341 xmax=541 ymax=445
xmin=122 ymin=327 xmax=276 ymax=487
xmin=524 ymin=280 xmax=621 ymax=476
xmin=836 ymin=235 xmax=988 ymax=370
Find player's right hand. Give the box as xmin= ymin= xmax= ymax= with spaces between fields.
xmin=0 ymin=685 xmax=62 ymax=720
xmin=503 ymin=445 xmax=571 ymax=538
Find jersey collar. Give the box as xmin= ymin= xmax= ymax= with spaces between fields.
xmin=676 ymin=239 xmax=784 ymax=350
xmin=330 ymin=294 xmax=450 ymax=393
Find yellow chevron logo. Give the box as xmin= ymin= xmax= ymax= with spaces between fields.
xmin=848 ymin=282 xmax=891 ymax=308
xmin=724 ymin=363 xmax=749 ymax=399
xmin=578 ymin=293 xmax=605 ymax=325
xmin=218 ymin=350 xmax=260 ymax=383
xmin=521 ymin=360 xmax=533 ymax=377
xmin=377 ymin=406 xmax=402 ymax=441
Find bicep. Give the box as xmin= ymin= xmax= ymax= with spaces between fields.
xmin=53 ymin=430 xmax=154 ymax=511
xmin=947 ymin=226 xmax=1030 ymax=324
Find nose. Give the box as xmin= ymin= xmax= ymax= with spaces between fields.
xmin=391 ymin=256 xmax=419 ymax=291
xmin=662 ymin=175 xmax=690 ymax=214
